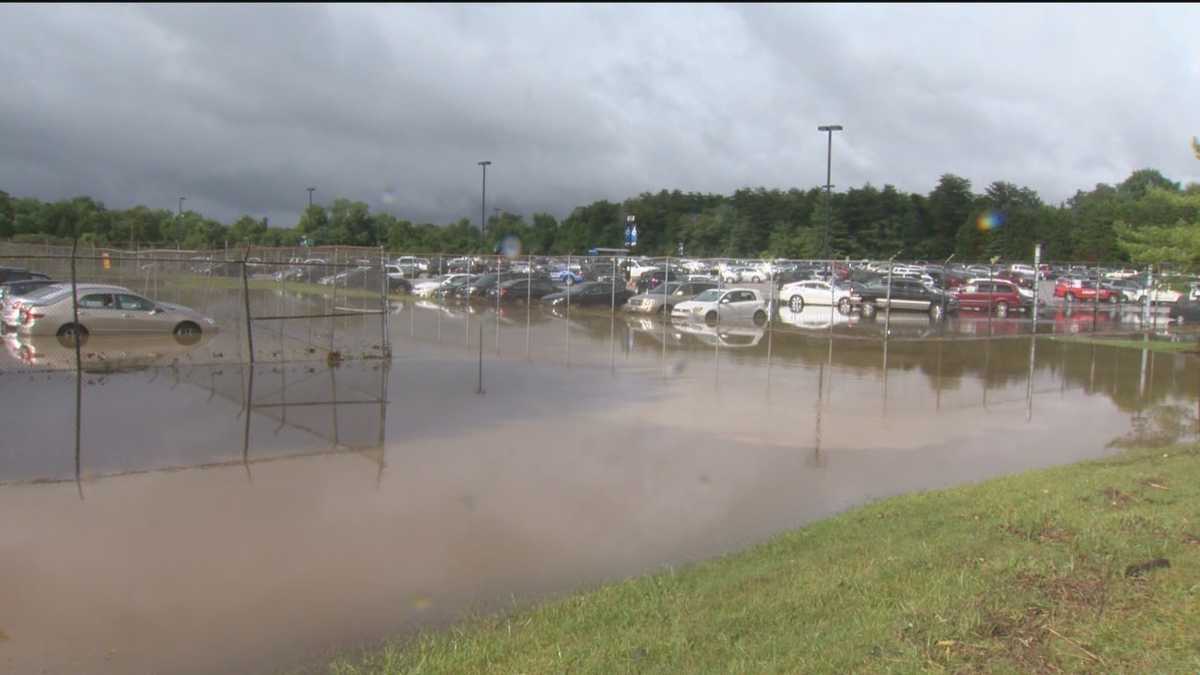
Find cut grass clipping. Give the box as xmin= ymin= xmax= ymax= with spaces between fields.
xmin=329 ymin=444 xmax=1200 ymax=674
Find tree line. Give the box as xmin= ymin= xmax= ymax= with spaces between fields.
xmin=1 ymin=168 xmax=1198 ymax=263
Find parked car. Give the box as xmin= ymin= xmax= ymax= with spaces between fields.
xmin=451 ymin=273 xmax=504 ymax=301
xmin=624 ymin=280 xmax=718 ymax=315
xmin=0 ymin=267 xmax=49 ymax=284
xmin=489 ymin=277 xmax=563 ymax=303
xmin=547 ymin=265 xmax=585 ymax=285
xmin=412 ymin=273 xmax=472 ymax=298
xmin=8 ymin=283 xmax=217 ymax=342
xmin=0 ymin=278 xmax=57 ymax=332
xmin=1133 ymin=285 xmax=1182 ymax=306
xmin=953 ymin=279 xmax=1029 ymax=316
xmin=779 ymin=279 xmax=856 ymax=313
xmin=856 ymin=278 xmax=959 ymax=319
xmin=721 ymin=266 xmax=765 ymax=284
xmin=1168 ymin=298 xmax=1200 ymax=324
xmin=671 ymin=287 xmax=769 ymax=326
xmin=1055 ymin=278 xmax=1117 ymax=304
xmin=542 ymin=281 xmax=633 ymax=308
xmin=634 ymin=267 xmax=689 ymax=294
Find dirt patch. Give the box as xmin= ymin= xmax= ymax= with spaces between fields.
xmin=1101 ymin=487 xmax=1135 ymax=508
xmin=1003 ymin=521 xmax=1074 ymax=543
xmin=1183 ymin=533 xmax=1200 ymax=545
xmin=972 ymin=606 xmax=1059 ymax=673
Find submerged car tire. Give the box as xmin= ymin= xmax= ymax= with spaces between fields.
xmin=995 ymin=301 xmax=1008 ymax=318
xmin=837 ymin=297 xmax=851 ymax=314
xmin=704 ymin=310 xmax=719 ymax=326
xmin=751 ymin=276 xmax=762 ymax=283
xmin=789 ymin=295 xmax=804 ymax=312
xmin=752 ymin=309 xmax=767 ymax=327
xmin=929 ymin=303 xmax=946 ymax=320
xmin=862 ymin=303 xmax=877 ymax=318
xmin=173 ymin=321 xmax=203 ymax=345
xmin=56 ymin=323 xmax=89 ymax=344
xmin=1107 ymin=294 xmax=1119 ymax=305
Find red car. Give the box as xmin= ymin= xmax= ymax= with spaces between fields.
xmin=1055 ymin=278 xmax=1117 ymax=303
xmin=953 ymin=279 xmax=1028 ymax=315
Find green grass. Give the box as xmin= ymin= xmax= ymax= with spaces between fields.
xmin=327 ymin=444 xmax=1200 ymax=674
xmin=1050 ymin=335 xmax=1200 ymax=355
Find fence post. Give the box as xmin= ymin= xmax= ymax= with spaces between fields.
xmin=1091 ymin=263 xmax=1099 ymax=333
xmin=988 ymin=265 xmax=994 ymax=337
xmin=70 ymin=238 xmax=81 ymax=371
xmin=380 ymin=245 xmax=389 ymax=358
xmin=1031 ymin=244 xmax=1041 ymax=335
xmin=883 ymin=264 xmax=893 ymax=340
xmin=241 ymin=247 xmax=255 ymax=363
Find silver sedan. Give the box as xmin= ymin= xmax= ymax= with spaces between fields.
xmin=10 ymin=283 xmax=217 ymax=341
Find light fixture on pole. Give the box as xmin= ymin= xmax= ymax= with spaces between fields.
xmin=817 ymin=124 xmax=843 ymax=259
xmin=307 ymin=187 xmax=316 ymax=208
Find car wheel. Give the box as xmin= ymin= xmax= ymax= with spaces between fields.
xmin=929 ymin=303 xmax=945 ymax=320
xmin=862 ymin=303 xmax=876 ymax=318
xmin=995 ymin=301 xmax=1008 ymax=318
xmin=752 ymin=309 xmax=767 ymax=327
xmin=1107 ymin=294 xmax=1118 ymax=305
xmin=174 ymin=321 xmax=203 ymax=345
xmin=751 ymin=276 xmax=761 ymax=284
xmin=56 ymin=322 xmax=89 ymax=343
xmin=837 ymin=297 xmax=851 ymax=314
xmin=789 ymin=295 xmax=804 ymax=312
xmin=704 ymin=310 xmax=719 ymax=326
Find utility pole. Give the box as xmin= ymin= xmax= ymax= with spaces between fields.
xmin=307 ymin=187 xmax=316 ymax=208
xmin=478 ymin=161 xmax=491 ymax=251
xmin=817 ymin=125 xmax=843 ymax=259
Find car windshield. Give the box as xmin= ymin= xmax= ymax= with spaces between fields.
xmin=693 ymin=289 xmax=721 ymax=302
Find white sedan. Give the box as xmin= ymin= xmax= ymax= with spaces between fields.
xmin=412 ymin=274 xmax=472 ymax=298
xmin=672 ymin=288 xmax=768 ymax=325
xmin=779 ymin=279 xmax=854 ymax=313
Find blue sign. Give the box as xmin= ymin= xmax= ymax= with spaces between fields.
xmin=625 ymin=215 xmax=637 ymax=247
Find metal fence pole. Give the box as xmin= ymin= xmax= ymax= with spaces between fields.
xmin=496 ymin=254 xmax=501 ymax=354
xmin=988 ymin=265 xmax=994 ymax=337
xmin=70 ymin=238 xmax=81 ymax=371
xmin=883 ymin=265 xmax=893 ymax=339
xmin=380 ymin=245 xmax=389 ymax=358
xmin=1031 ymin=244 xmax=1041 ymax=335
xmin=1091 ymin=263 xmax=1099 ymax=333
xmin=241 ymin=248 xmax=255 ymax=363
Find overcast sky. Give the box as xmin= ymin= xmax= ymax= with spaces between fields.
xmin=1 ymin=4 xmax=1197 ymax=227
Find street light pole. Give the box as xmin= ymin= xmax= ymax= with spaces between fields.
xmin=178 ymin=196 xmax=185 ymax=218
xmin=817 ymin=125 xmax=843 ymax=259
xmin=478 ymin=161 xmax=491 ymax=252
xmin=307 ymin=187 xmax=316 ymax=208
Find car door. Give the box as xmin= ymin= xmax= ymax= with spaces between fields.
xmin=76 ymin=293 xmax=122 ymax=333
xmin=726 ymin=290 xmax=755 ymax=319
xmin=115 ymin=293 xmax=163 ymax=332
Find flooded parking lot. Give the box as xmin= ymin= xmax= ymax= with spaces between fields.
xmin=1 ymin=297 xmax=1198 ymax=674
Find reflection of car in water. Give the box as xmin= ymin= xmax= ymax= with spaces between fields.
xmin=1051 ymin=307 xmax=1121 ymax=334
xmin=4 ymin=332 xmax=213 ymax=372
xmin=775 ymin=305 xmax=857 ymax=331
xmin=672 ymin=321 xmax=765 ymax=349
xmin=1168 ymin=299 xmax=1200 ymax=324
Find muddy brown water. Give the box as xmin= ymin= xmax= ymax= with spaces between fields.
xmin=0 ymin=298 xmax=1197 ymax=674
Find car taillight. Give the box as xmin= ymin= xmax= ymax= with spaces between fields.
xmin=500 ymin=288 xmax=509 ymax=296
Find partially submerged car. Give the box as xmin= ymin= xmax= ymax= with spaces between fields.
xmin=671 ymin=287 xmax=769 ymax=326
xmin=5 ymin=283 xmax=217 ymax=342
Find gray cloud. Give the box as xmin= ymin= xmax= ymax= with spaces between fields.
xmin=1 ymin=4 xmax=1197 ymax=227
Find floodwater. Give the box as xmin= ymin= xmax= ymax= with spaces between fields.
xmin=1 ymin=297 xmax=1198 ymax=674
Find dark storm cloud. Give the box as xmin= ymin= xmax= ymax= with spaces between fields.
xmin=1 ymin=4 xmax=1197 ymax=227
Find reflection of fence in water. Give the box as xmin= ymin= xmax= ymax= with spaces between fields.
xmin=0 ymin=361 xmax=388 ymax=489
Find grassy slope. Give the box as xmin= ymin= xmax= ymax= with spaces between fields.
xmin=329 ymin=445 xmax=1200 ymax=674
